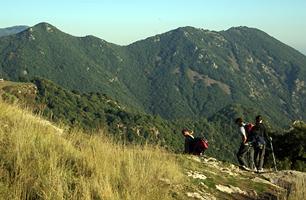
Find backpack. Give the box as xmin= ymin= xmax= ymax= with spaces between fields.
xmin=244 ymin=123 xmax=254 ymax=137
xmin=254 ymin=135 xmax=266 ymax=149
xmin=192 ymin=137 xmax=209 ymax=155
xmin=250 ymin=124 xmax=266 ymax=149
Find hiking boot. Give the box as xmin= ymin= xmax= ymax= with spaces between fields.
xmin=241 ymin=165 xmax=251 ymax=171
xmin=257 ymin=168 xmax=264 ymax=173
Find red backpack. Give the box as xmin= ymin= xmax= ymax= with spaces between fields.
xmin=244 ymin=123 xmax=254 ymax=137
xmin=192 ymin=137 xmax=209 ymax=155
xmin=244 ymin=123 xmax=255 ymax=141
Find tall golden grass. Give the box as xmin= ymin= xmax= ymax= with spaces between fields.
xmin=0 ymin=101 xmax=184 ymax=200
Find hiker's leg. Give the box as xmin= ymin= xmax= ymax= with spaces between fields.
xmin=237 ymin=143 xmax=248 ymax=166
xmin=254 ymin=148 xmax=260 ymax=169
xmin=237 ymin=144 xmax=243 ymax=165
xmin=246 ymin=147 xmax=250 ymax=167
xmin=245 ymin=146 xmax=251 ymax=168
xmin=249 ymin=147 xmax=255 ymax=170
xmin=258 ymin=145 xmax=266 ymax=170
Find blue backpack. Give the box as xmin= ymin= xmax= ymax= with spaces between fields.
xmin=254 ymin=135 xmax=266 ymax=149
xmin=249 ymin=124 xmax=266 ymax=149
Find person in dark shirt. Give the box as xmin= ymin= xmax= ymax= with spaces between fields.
xmin=251 ymin=115 xmax=270 ymax=173
xmin=235 ymin=117 xmax=252 ymax=171
xmin=182 ymin=128 xmax=195 ymax=154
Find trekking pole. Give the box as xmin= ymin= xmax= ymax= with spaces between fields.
xmin=269 ymin=137 xmax=277 ymax=172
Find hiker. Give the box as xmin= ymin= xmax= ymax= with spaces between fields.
xmin=251 ymin=115 xmax=270 ymax=173
xmin=182 ymin=128 xmax=195 ymax=154
xmin=235 ymin=117 xmax=254 ymax=171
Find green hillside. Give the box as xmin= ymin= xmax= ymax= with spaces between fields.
xmin=1 ymin=23 xmax=306 ymax=126
xmin=0 ymin=79 xmax=234 ymax=161
xmin=1 ymin=79 xmax=305 ymax=171
xmin=0 ymin=23 xmax=143 ymax=110
xmin=0 ymin=100 xmax=305 ymax=200
xmin=126 ymin=26 xmax=306 ymax=123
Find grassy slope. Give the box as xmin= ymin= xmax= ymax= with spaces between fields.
xmin=0 ymin=100 xmax=293 ymax=200
xmin=0 ymin=101 xmax=183 ymax=200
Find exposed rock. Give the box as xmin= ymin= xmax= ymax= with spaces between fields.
xmin=252 ymin=177 xmax=283 ymax=189
xmin=186 ymin=192 xmax=216 ymax=200
xmin=216 ymin=184 xmax=247 ymax=195
xmin=186 ymin=192 xmax=205 ymax=200
xmin=153 ymin=37 xmax=160 ymax=42
xmin=184 ymin=156 xmax=305 ymax=200
xmin=187 ymin=171 xmax=207 ymax=180
xmin=262 ymin=170 xmax=306 ymax=200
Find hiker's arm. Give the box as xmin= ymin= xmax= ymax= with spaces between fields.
xmin=243 ymin=135 xmax=247 ymax=143
xmin=240 ymin=127 xmax=247 ymax=143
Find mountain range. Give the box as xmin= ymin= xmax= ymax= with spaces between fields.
xmin=0 ymin=22 xmax=306 ymax=126
xmin=0 ymin=25 xmax=29 ymax=37
xmin=1 ymin=22 xmax=305 ymax=199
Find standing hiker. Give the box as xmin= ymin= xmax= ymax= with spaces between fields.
xmin=251 ymin=115 xmax=270 ymax=173
xmin=235 ymin=117 xmax=254 ymax=171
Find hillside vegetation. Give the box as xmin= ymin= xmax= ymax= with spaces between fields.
xmin=0 ymin=79 xmax=244 ymax=162
xmin=0 ymin=101 xmax=183 ymax=199
xmin=1 ymin=79 xmax=305 ymax=172
xmin=0 ymin=23 xmax=305 ymax=126
xmin=1 ymin=100 xmax=305 ymax=200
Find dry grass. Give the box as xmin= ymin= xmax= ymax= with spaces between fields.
xmin=0 ymin=101 xmax=184 ymax=200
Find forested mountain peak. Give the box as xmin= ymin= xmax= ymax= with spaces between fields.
xmin=0 ymin=22 xmax=305 ymax=125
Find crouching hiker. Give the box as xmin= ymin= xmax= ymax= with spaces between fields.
xmin=182 ymin=128 xmax=195 ymax=154
xmin=235 ymin=117 xmax=255 ymax=171
xmin=182 ymin=128 xmax=208 ymax=155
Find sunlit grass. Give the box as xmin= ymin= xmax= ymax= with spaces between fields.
xmin=0 ymin=101 xmax=184 ymax=200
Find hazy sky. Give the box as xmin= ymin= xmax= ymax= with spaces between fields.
xmin=1 ymin=0 xmax=306 ymax=54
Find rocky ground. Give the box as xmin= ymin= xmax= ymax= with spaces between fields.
xmin=170 ymin=155 xmax=305 ymax=200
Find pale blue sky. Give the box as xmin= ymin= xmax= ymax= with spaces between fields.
xmin=1 ymin=0 xmax=306 ymax=54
